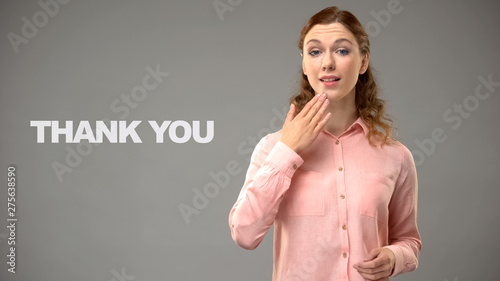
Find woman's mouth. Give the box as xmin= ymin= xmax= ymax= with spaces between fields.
xmin=320 ymin=76 xmax=340 ymax=86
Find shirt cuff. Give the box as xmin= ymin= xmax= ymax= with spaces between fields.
xmin=265 ymin=141 xmax=304 ymax=178
xmin=383 ymin=245 xmax=404 ymax=277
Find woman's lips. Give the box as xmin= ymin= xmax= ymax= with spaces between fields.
xmin=320 ymin=77 xmax=340 ymax=86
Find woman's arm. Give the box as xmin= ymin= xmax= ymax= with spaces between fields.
xmin=229 ymin=94 xmax=330 ymax=250
xmin=383 ymin=145 xmax=422 ymax=276
xmin=228 ymin=136 xmax=303 ymax=250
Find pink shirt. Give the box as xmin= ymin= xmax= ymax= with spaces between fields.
xmin=229 ymin=117 xmax=421 ymax=280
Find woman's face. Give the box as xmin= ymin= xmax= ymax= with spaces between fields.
xmin=302 ymin=22 xmax=369 ymax=102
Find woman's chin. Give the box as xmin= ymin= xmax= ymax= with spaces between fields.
xmin=324 ymin=90 xmax=355 ymax=103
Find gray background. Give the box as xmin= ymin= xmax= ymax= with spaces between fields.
xmin=1 ymin=0 xmax=499 ymax=280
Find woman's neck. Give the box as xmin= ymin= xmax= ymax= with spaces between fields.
xmin=323 ymin=91 xmax=358 ymax=137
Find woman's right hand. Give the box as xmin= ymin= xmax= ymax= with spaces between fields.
xmin=279 ymin=93 xmax=331 ymax=155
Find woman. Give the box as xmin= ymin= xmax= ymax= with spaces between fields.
xmin=229 ymin=6 xmax=421 ymax=281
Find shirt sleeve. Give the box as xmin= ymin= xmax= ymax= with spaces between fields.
xmin=229 ymin=135 xmax=303 ymax=250
xmin=383 ymin=145 xmax=422 ymax=276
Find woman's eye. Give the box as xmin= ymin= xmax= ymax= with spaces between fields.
xmin=337 ymin=49 xmax=350 ymax=56
xmin=309 ymin=50 xmax=321 ymax=56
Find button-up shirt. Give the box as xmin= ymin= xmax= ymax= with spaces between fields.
xmin=229 ymin=117 xmax=421 ymax=281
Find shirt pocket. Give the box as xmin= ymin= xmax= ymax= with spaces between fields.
xmin=360 ymin=172 xmax=392 ymax=221
xmin=282 ymin=170 xmax=325 ymax=216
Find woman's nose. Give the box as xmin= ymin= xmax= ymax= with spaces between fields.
xmin=322 ymin=52 xmax=335 ymax=70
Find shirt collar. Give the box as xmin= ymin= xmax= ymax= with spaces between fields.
xmin=321 ymin=116 xmax=369 ymax=138
xmin=351 ymin=117 xmax=369 ymax=136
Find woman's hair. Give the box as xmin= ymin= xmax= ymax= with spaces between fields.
xmin=291 ymin=6 xmax=394 ymax=146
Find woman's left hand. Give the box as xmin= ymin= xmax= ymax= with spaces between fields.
xmin=353 ymin=247 xmax=395 ymax=281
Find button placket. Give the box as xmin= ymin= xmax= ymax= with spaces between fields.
xmin=334 ymin=138 xmax=350 ymax=270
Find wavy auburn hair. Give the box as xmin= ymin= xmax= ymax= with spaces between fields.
xmin=291 ymin=6 xmax=394 ymax=146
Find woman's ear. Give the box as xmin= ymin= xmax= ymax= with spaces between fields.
xmin=301 ymin=52 xmax=307 ymax=75
xmin=359 ymin=52 xmax=370 ymax=75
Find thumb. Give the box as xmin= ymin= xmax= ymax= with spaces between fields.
xmin=364 ymin=247 xmax=382 ymax=261
xmin=285 ymin=103 xmax=296 ymax=124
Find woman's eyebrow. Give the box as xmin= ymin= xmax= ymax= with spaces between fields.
xmin=306 ymin=38 xmax=353 ymax=46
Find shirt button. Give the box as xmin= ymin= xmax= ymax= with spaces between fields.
xmin=342 ymin=225 xmax=347 ymax=230
xmin=340 ymin=194 xmax=345 ymax=199
xmin=343 ymin=252 xmax=348 ymax=258
xmin=292 ymin=164 xmax=297 ymax=170
xmin=338 ymin=167 xmax=343 ymax=172
xmin=335 ymin=140 xmax=339 ymax=145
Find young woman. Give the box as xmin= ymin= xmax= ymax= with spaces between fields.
xmin=229 ymin=6 xmax=421 ymax=281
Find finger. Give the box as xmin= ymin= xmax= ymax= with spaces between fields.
xmin=359 ymin=272 xmax=390 ymax=281
xmin=314 ymin=112 xmax=331 ymax=133
xmin=284 ymin=103 xmax=296 ymax=125
xmin=311 ymin=97 xmax=330 ymax=126
xmin=354 ymin=262 xmax=387 ymax=274
xmin=305 ymin=93 xmax=327 ymax=120
xmin=356 ymin=258 xmax=385 ymax=270
xmin=364 ymin=248 xmax=382 ymax=262
xmin=357 ymin=249 xmax=385 ymax=269
xmin=298 ymin=93 xmax=321 ymax=117
xmin=357 ymin=271 xmax=389 ymax=281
